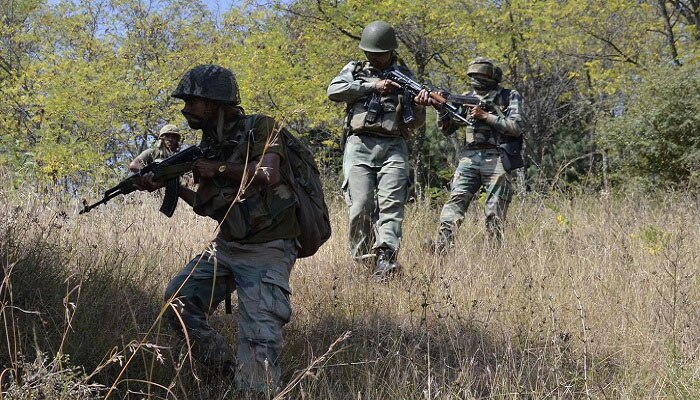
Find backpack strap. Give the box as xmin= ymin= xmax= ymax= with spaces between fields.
xmin=242 ymin=114 xmax=258 ymax=144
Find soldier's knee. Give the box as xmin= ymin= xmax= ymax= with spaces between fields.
xmin=164 ymin=275 xmax=186 ymax=301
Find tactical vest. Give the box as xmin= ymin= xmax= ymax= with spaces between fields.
xmin=345 ymin=61 xmax=410 ymax=137
xmin=463 ymin=88 xmax=511 ymax=146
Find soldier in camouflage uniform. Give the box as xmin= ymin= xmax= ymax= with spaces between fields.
xmin=136 ymin=65 xmax=300 ymax=396
xmin=129 ymin=124 xmax=182 ymax=172
xmin=416 ymin=58 xmax=524 ymax=251
xmin=327 ymin=20 xmax=426 ymax=282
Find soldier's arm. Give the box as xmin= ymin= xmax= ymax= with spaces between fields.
xmin=192 ymin=153 xmax=282 ymax=188
xmin=327 ymin=62 xmax=375 ymax=103
xmin=129 ymin=149 xmax=154 ymax=172
xmin=178 ymin=185 xmax=196 ymax=207
xmin=218 ymin=153 xmax=281 ymax=186
xmin=483 ymin=90 xmax=524 ymax=137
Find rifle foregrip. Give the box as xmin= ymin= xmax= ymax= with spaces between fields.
xmin=430 ymin=92 xmax=447 ymax=103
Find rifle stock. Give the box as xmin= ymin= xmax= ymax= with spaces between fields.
xmin=80 ymin=145 xmax=204 ymax=216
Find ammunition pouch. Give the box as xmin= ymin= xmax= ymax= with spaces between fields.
xmin=498 ymin=138 xmax=524 ymax=172
xmin=348 ymin=93 xmax=403 ymax=136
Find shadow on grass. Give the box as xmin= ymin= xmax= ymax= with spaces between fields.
xmin=279 ymin=308 xmax=621 ymax=399
xmin=0 ymin=213 xmax=183 ymax=398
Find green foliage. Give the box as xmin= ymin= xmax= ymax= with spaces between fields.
xmin=0 ymin=0 xmax=699 ymax=192
xmin=598 ymin=65 xmax=700 ymax=188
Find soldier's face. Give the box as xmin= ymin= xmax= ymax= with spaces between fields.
xmin=181 ymin=97 xmax=216 ymax=129
xmin=161 ymin=133 xmax=180 ymax=150
xmin=365 ymin=51 xmax=392 ymax=69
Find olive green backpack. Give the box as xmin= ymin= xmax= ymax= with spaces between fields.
xmin=244 ymin=115 xmax=332 ymax=258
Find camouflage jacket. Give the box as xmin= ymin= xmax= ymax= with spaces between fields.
xmin=439 ymin=87 xmax=524 ymax=147
xmin=133 ymin=142 xmax=179 ymax=168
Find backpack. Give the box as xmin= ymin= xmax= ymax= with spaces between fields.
xmin=243 ymin=115 xmax=332 ymax=258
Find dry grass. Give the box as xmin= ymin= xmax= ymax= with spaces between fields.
xmin=1 ymin=183 xmax=699 ymax=399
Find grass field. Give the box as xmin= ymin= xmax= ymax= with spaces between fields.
xmin=1 ymin=183 xmax=699 ymax=399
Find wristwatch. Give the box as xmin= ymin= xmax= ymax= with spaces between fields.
xmin=218 ymin=163 xmax=227 ymax=174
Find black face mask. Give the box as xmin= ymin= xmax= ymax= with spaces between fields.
xmin=470 ymin=76 xmax=498 ymax=92
xmin=181 ymin=110 xmax=204 ymax=130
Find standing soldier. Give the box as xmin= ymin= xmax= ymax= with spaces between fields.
xmin=129 ymin=124 xmax=182 ymax=172
xmin=417 ymin=58 xmax=524 ymax=252
xmin=136 ymin=64 xmax=300 ymax=396
xmin=327 ymin=20 xmax=426 ymax=282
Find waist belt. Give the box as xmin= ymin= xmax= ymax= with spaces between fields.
xmin=465 ymin=143 xmax=497 ymax=150
xmin=352 ymin=131 xmax=402 ymax=138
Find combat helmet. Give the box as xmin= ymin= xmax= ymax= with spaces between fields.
xmin=171 ymin=64 xmax=240 ymax=105
xmin=359 ymin=21 xmax=398 ymax=53
xmin=467 ymin=58 xmax=496 ymax=79
xmin=158 ymin=124 xmax=181 ymax=139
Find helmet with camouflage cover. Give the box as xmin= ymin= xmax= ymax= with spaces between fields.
xmin=359 ymin=21 xmax=398 ymax=53
xmin=158 ymin=124 xmax=181 ymax=139
xmin=171 ymin=64 xmax=240 ymax=105
xmin=467 ymin=58 xmax=496 ymax=79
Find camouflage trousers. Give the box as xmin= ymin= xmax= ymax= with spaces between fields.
xmin=163 ymin=237 xmax=297 ymax=393
xmin=438 ymin=148 xmax=513 ymax=248
xmin=342 ymin=133 xmax=409 ymax=261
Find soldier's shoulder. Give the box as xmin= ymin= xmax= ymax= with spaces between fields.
xmin=244 ymin=114 xmax=279 ymax=140
xmin=340 ymin=61 xmax=366 ymax=75
xmin=499 ymin=85 xmax=518 ymax=94
xmin=503 ymin=87 xmax=522 ymax=100
xmin=138 ymin=148 xmax=156 ymax=157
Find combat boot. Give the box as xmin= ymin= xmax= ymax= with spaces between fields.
xmin=372 ymin=248 xmax=401 ymax=282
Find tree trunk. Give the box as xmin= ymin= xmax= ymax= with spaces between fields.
xmin=657 ymin=0 xmax=682 ymax=66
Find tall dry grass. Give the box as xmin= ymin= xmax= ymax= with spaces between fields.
xmin=1 ymin=182 xmax=699 ymax=399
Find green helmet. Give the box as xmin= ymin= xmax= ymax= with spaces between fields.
xmin=359 ymin=21 xmax=398 ymax=52
xmin=467 ymin=58 xmax=496 ymax=79
xmin=158 ymin=124 xmax=181 ymax=139
xmin=171 ymin=64 xmax=240 ymax=105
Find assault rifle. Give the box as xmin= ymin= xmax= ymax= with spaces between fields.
xmin=80 ymin=145 xmax=204 ymax=217
xmin=383 ymin=69 xmax=474 ymax=125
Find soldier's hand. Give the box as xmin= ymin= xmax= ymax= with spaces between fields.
xmin=414 ymin=89 xmax=441 ymax=108
xmin=470 ymin=106 xmax=489 ymax=121
xmin=191 ymin=159 xmax=221 ymax=181
xmin=375 ymin=79 xmax=400 ymax=94
xmin=133 ymin=172 xmax=166 ymax=192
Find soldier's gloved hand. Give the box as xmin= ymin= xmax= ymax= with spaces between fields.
xmin=134 ymin=172 xmax=166 ymax=192
xmin=374 ymin=79 xmax=400 ymax=94
xmin=191 ymin=159 xmax=221 ymax=181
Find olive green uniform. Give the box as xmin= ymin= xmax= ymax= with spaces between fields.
xmin=163 ymin=115 xmax=299 ymax=392
xmin=328 ymin=60 xmax=425 ymax=262
xmin=132 ymin=142 xmax=179 ymax=168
